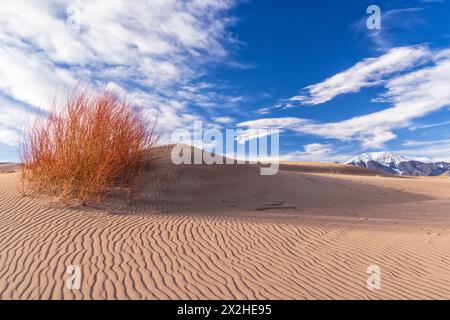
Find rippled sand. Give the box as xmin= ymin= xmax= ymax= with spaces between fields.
xmin=1 ymin=148 xmax=449 ymax=299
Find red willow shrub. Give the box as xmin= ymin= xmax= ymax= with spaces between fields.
xmin=19 ymin=87 xmax=160 ymax=204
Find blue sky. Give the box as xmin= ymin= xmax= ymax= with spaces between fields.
xmin=1 ymin=0 xmax=450 ymax=162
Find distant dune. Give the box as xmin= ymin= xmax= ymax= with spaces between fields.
xmin=0 ymin=145 xmax=449 ymax=299
xmin=0 ymin=163 xmax=21 ymax=174
xmin=279 ymin=161 xmax=393 ymax=176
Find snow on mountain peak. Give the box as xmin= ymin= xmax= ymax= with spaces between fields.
xmin=345 ymin=151 xmax=433 ymax=167
xmin=346 ymin=151 xmax=405 ymax=167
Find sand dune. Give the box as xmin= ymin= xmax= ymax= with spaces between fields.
xmin=0 ymin=163 xmax=21 ymax=174
xmin=0 ymin=147 xmax=449 ymax=299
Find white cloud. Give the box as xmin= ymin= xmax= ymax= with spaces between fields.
xmin=238 ymin=117 xmax=309 ymax=129
xmin=290 ymin=45 xmax=430 ymax=105
xmin=396 ymin=140 xmax=450 ymax=162
xmin=302 ymin=143 xmax=332 ymax=155
xmin=234 ymin=128 xmax=272 ymax=144
xmin=213 ymin=116 xmax=234 ymax=124
xmin=280 ymin=143 xmax=352 ymax=163
xmin=0 ymin=96 xmax=38 ymax=146
xmin=408 ymin=120 xmax=450 ymax=131
xmin=254 ymin=107 xmax=272 ymax=115
xmin=285 ymin=143 xmax=332 ymax=161
xmin=0 ymin=0 xmax=238 ymax=152
xmin=402 ymin=139 xmax=450 ymax=147
xmin=0 ymin=46 xmax=75 ymax=110
xmin=0 ymin=129 xmax=19 ymax=147
xmin=235 ymin=117 xmax=310 ymax=143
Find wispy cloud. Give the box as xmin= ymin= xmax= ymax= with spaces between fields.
xmin=402 ymin=138 xmax=450 ymax=147
xmin=0 ymin=95 xmax=38 ymax=146
xmin=408 ymin=120 xmax=450 ymax=131
xmin=236 ymin=117 xmax=309 ymax=143
xmin=419 ymin=0 xmax=443 ymax=4
xmin=289 ymin=45 xmax=430 ymax=105
xmin=353 ymin=6 xmax=427 ymax=51
xmin=396 ymin=139 xmax=450 ymax=162
xmin=282 ymin=143 xmax=331 ymax=161
xmin=280 ymin=143 xmax=352 ymax=163
xmin=213 ymin=116 xmax=235 ymax=124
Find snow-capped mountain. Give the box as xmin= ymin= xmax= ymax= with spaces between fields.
xmin=345 ymin=151 xmax=449 ymax=176
xmin=346 ymin=151 xmax=410 ymax=167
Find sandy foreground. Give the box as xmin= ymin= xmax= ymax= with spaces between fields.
xmin=0 ymin=150 xmax=449 ymax=299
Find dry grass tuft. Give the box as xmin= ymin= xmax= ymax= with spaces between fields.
xmin=19 ymin=86 xmax=160 ymax=204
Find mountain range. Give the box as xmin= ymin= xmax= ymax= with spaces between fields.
xmin=345 ymin=151 xmax=450 ymax=176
